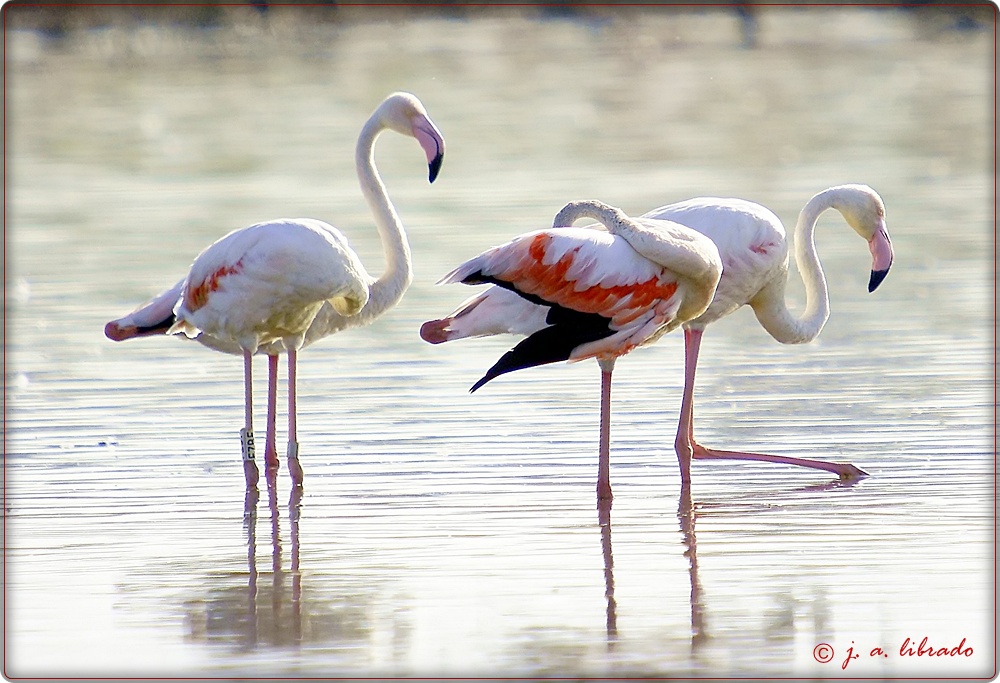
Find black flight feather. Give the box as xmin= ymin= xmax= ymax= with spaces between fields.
xmin=134 ymin=314 xmax=176 ymax=337
xmin=462 ymin=271 xmax=616 ymax=393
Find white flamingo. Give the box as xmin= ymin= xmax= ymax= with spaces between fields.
xmin=105 ymin=92 xmax=445 ymax=489
xmin=421 ymin=200 xmax=723 ymax=500
xmin=422 ymin=185 xmax=892 ymax=494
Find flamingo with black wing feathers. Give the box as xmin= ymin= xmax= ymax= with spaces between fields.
xmin=422 ymin=185 xmax=892 ymax=495
xmin=422 ymin=200 xmax=723 ymax=500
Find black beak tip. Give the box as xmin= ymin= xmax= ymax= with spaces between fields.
xmin=868 ymin=268 xmax=890 ymax=293
xmin=428 ymin=153 xmax=444 ymax=183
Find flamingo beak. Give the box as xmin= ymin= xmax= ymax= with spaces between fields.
xmin=412 ymin=118 xmax=445 ymax=183
xmin=868 ymin=220 xmax=893 ymax=292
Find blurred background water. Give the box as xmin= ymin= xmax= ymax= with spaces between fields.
xmin=4 ymin=3 xmax=995 ymax=678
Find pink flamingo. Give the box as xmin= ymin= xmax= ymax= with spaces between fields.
xmin=105 ymin=92 xmax=445 ymax=489
xmin=421 ymin=200 xmax=724 ymax=500
xmin=422 ymin=185 xmax=892 ymax=496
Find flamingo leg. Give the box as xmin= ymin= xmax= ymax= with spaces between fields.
xmin=287 ymin=349 xmax=304 ymax=487
xmin=264 ymin=354 xmax=280 ymax=478
xmin=241 ymin=350 xmax=260 ymax=489
xmin=675 ymin=327 xmax=868 ymax=481
xmin=691 ymin=444 xmax=868 ymax=479
xmin=597 ymin=359 xmax=615 ymax=502
xmin=674 ymin=328 xmax=703 ymax=487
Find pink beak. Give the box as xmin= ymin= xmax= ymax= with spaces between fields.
xmin=412 ymin=117 xmax=445 ymax=183
xmin=868 ymin=220 xmax=893 ymax=292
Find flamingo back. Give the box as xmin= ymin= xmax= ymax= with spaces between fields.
xmin=642 ymin=197 xmax=789 ymax=325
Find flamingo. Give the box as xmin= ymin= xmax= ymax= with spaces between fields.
xmin=633 ymin=184 xmax=892 ymax=485
xmin=420 ymin=200 xmax=723 ymax=500
xmin=105 ymin=92 xmax=445 ymax=489
xmin=421 ymin=185 xmax=892 ymax=495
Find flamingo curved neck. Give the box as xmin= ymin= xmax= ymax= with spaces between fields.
xmin=354 ymin=116 xmax=413 ymax=323
xmin=751 ymin=191 xmax=835 ymax=344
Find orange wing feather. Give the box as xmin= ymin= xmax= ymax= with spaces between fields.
xmin=490 ymin=233 xmax=678 ymax=329
xmin=184 ymin=259 xmax=245 ymax=312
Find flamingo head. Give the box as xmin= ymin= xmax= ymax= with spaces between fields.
xmin=831 ymin=184 xmax=894 ymax=292
xmin=377 ymin=92 xmax=445 ymax=183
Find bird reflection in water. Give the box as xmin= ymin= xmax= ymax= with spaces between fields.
xmin=594 ymin=478 xmax=860 ymax=663
xmin=198 ymin=478 xmax=303 ymax=651
xmin=241 ymin=479 xmax=303 ymax=650
xmin=184 ymin=479 xmax=388 ymax=663
xmin=595 ymin=492 xmax=704 ymax=653
xmin=677 ymin=483 xmax=707 ymax=650
xmin=183 ymin=480 xmax=307 ymax=652
xmin=675 ymin=477 xmax=863 ymax=658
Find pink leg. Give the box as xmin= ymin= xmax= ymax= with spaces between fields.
xmin=241 ymin=350 xmax=259 ymax=489
xmin=287 ymin=350 xmax=304 ymax=486
xmin=675 ymin=327 xmax=868 ymax=481
xmin=691 ymin=443 xmax=868 ymax=478
xmin=674 ymin=328 xmax=703 ymax=487
xmin=597 ymin=359 xmax=615 ymax=502
xmin=264 ymin=354 xmax=279 ymax=478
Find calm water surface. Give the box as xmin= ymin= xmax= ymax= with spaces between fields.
xmin=5 ymin=6 xmax=995 ymax=678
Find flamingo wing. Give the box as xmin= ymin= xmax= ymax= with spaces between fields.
xmin=438 ymin=227 xmax=684 ymax=390
xmin=171 ymin=219 xmax=371 ymax=351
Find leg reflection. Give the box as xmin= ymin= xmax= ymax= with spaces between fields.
xmin=678 ymin=483 xmax=707 ymax=649
xmin=267 ymin=474 xmax=284 ymax=637
xmin=597 ymin=497 xmax=618 ymax=645
xmin=289 ymin=484 xmax=303 ymax=644
xmin=244 ymin=485 xmax=260 ymax=649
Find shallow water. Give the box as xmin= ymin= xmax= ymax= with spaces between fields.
xmin=5 ymin=5 xmax=995 ymax=678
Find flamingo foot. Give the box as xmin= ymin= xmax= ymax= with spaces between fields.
xmin=263 ymin=463 xmax=279 ymax=490
xmin=244 ymin=460 xmax=260 ymax=489
xmin=596 ymin=473 xmax=613 ymax=504
xmin=262 ymin=436 xmax=280 ymax=488
xmin=691 ymin=443 xmax=869 ymax=480
xmin=240 ymin=428 xmax=259 ymax=488
xmin=263 ymin=441 xmax=280 ymax=476
xmin=287 ymin=441 xmax=303 ymax=487
xmin=838 ymin=463 xmax=869 ymax=480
